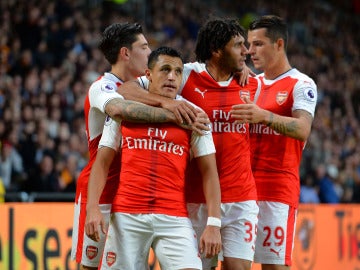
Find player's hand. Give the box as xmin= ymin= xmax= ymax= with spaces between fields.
xmin=231 ymin=96 xmax=265 ymax=124
xmin=199 ymin=225 xmax=222 ymax=258
xmin=179 ymin=110 xmax=211 ymax=135
xmin=163 ymin=99 xmax=198 ymax=124
xmin=85 ymin=205 xmax=106 ymax=242
xmin=235 ymin=65 xmax=256 ymax=86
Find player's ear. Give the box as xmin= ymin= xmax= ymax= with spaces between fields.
xmin=119 ymin=47 xmax=130 ymax=59
xmin=276 ymin=38 xmax=285 ymax=51
xmin=145 ymin=69 xmax=152 ymax=82
xmin=212 ymin=49 xmax=222 ymax=58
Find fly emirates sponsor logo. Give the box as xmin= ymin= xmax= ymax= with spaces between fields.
xmin=212 ymin=110 xmax=246 ymax=133
xmin=122 ymin=127 xmax=185 ymax=156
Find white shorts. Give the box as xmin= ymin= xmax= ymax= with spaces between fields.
xmin=101 ymin=213 xmax=202 ymax=270
xmin=71 ymin=194 xmax=111 ymax=267
xmin=187 ymin=200 xmax=258 ymax=269
xmin=254 ymin=201 xmax=297 ymax=266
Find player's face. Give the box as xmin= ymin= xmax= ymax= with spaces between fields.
xmin=247 ymin=28 xmax=277 ymax=71
xmin=220 ymin=34 xmax=248 ymax=73
xmin=128 ymin=34 xmax=151 ymax=77
xmin=147 ymin=55 xmax=183 ymax=99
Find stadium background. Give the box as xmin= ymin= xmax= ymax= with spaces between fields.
xmin=0 ymin=0 xmax=360 ymax=269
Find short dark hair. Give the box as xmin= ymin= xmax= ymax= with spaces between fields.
xmin=148 ymin=46 xmax=183 ymax=69
xmin=195 ymin=17 xmax=246 ymax=63
xmin=98 ymin=22 xmax=144 ymax=65
xmin=249 ymin=15 xmax=288 ymax=50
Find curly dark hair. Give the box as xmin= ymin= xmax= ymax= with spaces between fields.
xmin=195 ymin=17 xmax=246 ymax=63
xmin=98 ymin=22 xmax=144 ymax=65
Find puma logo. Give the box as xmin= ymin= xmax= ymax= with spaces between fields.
xmin=194 ymin=87 xmax=208 ymax=98
xmin=270 ymin=248 xmax=281 ymax=257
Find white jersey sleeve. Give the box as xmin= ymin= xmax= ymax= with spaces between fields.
xmin=89 ymin=78 xmax=124 ymax=113
xmin=98 ymin=116 xmax=121 ymax=151
xmin=190 ymin=132 xmax=216 ymax=158
xmin=292 ymin=76 xmax=317 ymax=117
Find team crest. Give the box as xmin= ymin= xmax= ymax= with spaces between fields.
xmin=276 ymin=91 xmax=288 ymax=105
xmin=106 ymin=251 xmax=116 ymax=266
xmin=239 ymin=90 xmax=250 ymax=102
xmin=86 ymin=245 xmax=98 ymax=260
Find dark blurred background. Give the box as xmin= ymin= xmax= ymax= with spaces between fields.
xmin=0 ymin=0 xmax=359 ymax=203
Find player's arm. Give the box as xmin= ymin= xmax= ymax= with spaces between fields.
xmin=231 ymin=97 xmax=314 ymax=141
xmin=85 ymin=119 xmax=120 ymax=241
xmin=85 ymin=146 xmax=116 ymax=242
xmin=196 ymin=153 xmax=222 ymax=258
xmin=117 ymin=80 xmax=199 ymax=125
xmin=105 ymin=98 xmax=176 ymax=123
xmin=263 ymin=109 xmax=313 ymax=141
xmin=105 ymin=98 xmax=210 ymax=135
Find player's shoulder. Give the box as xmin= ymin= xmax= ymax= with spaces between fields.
xmin=285 ymin=69 xmax=317 ymax=104
xmin=184 ymin=62 xmax=206 ymax=73
xmin=289 ymin=69 xmax=316 ymax=86
xmin=90 ymin=72 xmax=119 ymax=93
xmin=180 ymin=62 xmax=207 ymax=91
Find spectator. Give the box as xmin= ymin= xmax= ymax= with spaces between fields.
xmin=300 ymin=174 xmax=320 ymax=204
xmin=0 ymin=140 xmax=24 ymax=191
xmin=317 ymin=164 xmax=340 ymax=204
xmin=57 ymin=152 xmax=77 ymax=192
xmin=25 ymin=154 xmax=59 ymax=192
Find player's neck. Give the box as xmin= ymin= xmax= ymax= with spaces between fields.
xmin=264 ymin=59 xmax=292 ymax=80
xmin=205 ymin=62 xmax=233 ymax=82
xmin=110 ymin=65 xmax=138 ymax=82
xmin=109 ymin=71 xmax=124 ymax=83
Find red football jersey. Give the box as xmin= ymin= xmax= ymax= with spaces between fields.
xmin=250 ymin=69 xmax=317 ymax=207
xmin=75 ymin=73 xmax=123 ymax=204
xmin=111 ymin=118 xmax=215 ymax=216
xmin=180 ymin=62 xmax=259 ymax=203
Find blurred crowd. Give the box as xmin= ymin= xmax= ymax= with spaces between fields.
xmin=0 ymin=0 xmax=359 ymax=203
